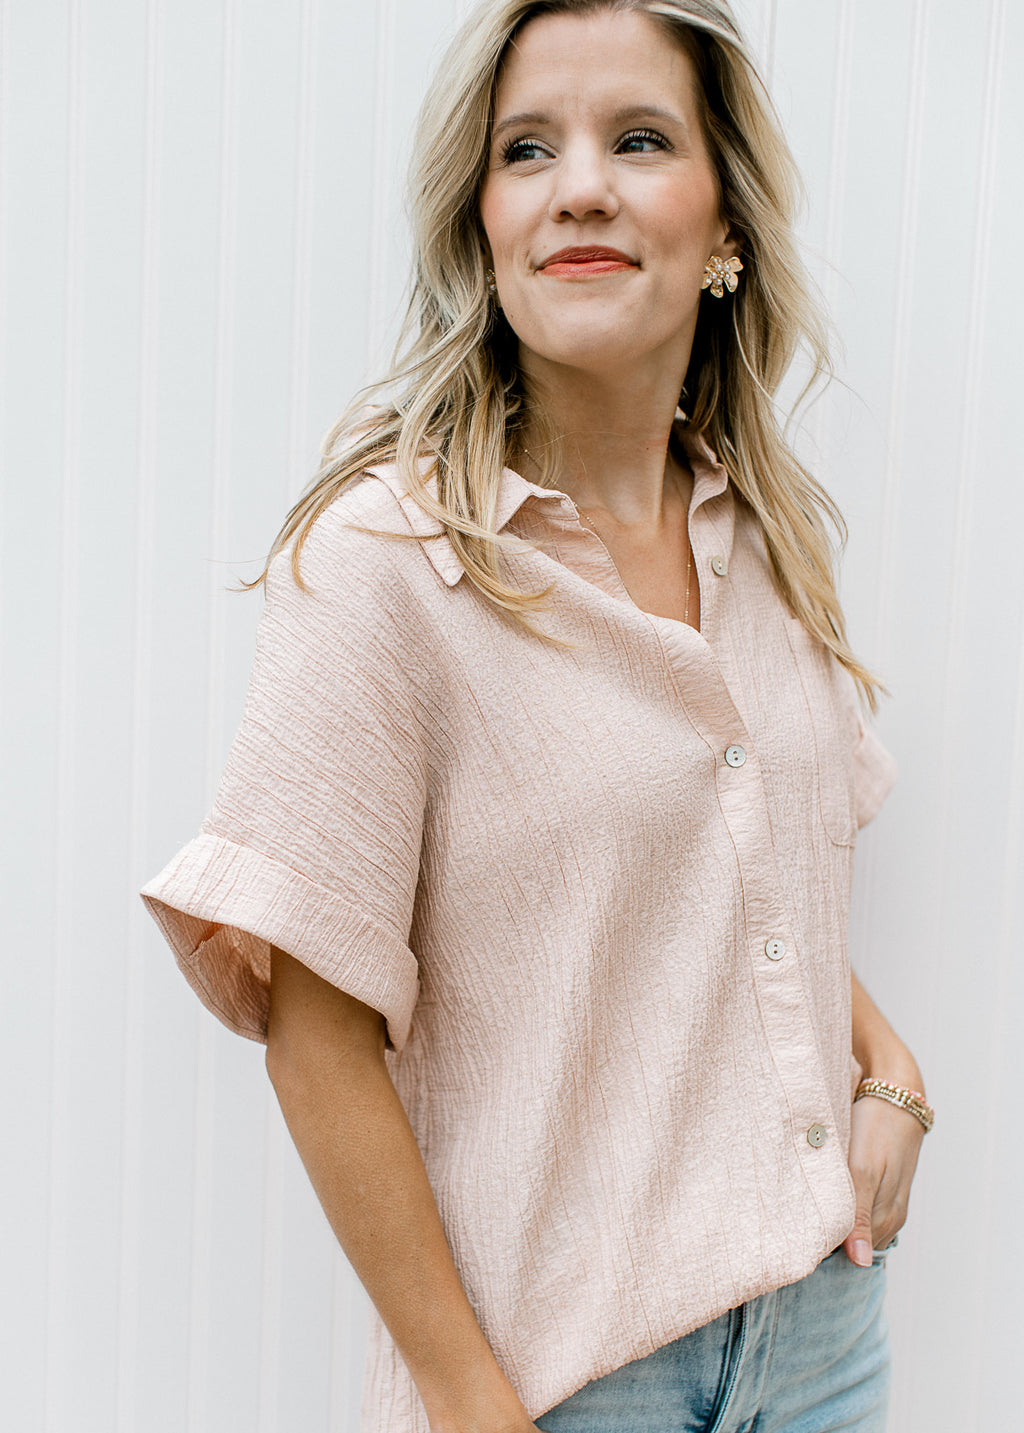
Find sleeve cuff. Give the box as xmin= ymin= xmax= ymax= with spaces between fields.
xmin=853 ymin=726 xmax=898 ymax=830
xmin=140 ymin=832 xmax=420 ymax=1051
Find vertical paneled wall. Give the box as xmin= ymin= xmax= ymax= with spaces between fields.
xmin=2 ymin=1 xmax=1020 ymax=1429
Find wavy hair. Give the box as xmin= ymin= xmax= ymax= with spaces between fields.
xmin=245 ymin=0 xmax=882 ymax=708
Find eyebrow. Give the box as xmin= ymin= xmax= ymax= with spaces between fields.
xmin=491 ymin=104 xmax=686 ymax=141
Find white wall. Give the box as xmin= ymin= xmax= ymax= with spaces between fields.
xmin=2 ymin=1 xmax=1021 ymax=1429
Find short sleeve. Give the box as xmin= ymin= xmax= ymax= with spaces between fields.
xmin=140 ymin=506 xmax=427 ymax=1051
xmin=851 ymin=702 xmax=898 ymax=830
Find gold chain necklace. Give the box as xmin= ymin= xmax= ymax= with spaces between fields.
xmin=576 ymin=501 xmax=694 ymax=629
xmin=521 ymin=446 xmax=695 ymax=629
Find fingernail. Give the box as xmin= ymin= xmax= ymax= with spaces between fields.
xmin=851 ymin=1239 xmax=872 ymax=1268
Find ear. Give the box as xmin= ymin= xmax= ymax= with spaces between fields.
xmin=716 ymin=223 xmax=742 ymax=263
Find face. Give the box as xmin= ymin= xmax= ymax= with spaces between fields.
xmin=478 ymin=8 xmax=738 ymax=385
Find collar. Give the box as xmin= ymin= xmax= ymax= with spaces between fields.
xmin=363 ymin=422 xmax=730 ymax=588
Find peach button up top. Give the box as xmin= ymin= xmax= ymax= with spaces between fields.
xmin=141 ymin=425 xmax=897 ymax=1431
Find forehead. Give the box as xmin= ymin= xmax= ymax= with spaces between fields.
xmin=494 ymin=9 xmax=702 ymax=118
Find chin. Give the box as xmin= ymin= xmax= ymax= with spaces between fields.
xmin=519 ymin=327 xmax=672 ymax=375
xmin=511 ymin=303 xmax=688 ymax=376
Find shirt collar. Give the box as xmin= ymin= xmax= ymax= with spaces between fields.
xmin=364 ymin=422 xmax=730 ymax=588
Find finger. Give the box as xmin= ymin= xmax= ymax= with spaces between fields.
xmin=843 ymin=1225 xmax=874 ymax=1268
xmin=866 ymin=1174 xmax=909 ymax=1251
xmin=843 ymin=1169 xmax=881 ymax=1267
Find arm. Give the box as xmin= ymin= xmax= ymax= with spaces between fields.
xmin=843 ymin=969 xmax=926 ymax=1266
xmin=266 ymin=946 xmax=541 ymax=1433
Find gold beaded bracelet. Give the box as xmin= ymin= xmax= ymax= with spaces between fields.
xmin=854 ymin=1079 xmax=934 ymax=1134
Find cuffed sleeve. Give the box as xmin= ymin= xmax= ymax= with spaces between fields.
xmin=852 ymin=715 xmax=898 ymax=830
xmin=140 ymin=501 xmax=427 ymax=1051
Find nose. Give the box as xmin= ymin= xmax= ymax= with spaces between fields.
xmin=547 ymin=140 xmax=620 ymax=223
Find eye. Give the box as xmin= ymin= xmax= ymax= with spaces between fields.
xmin=498 ymin=136 xmax=552 ymax=165
xmin=617 ymin=128 xmax=672 ymax=155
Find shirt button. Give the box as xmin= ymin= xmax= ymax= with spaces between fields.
xmin=764 ymin=938 xmax=786 ymax=961
xmin=711 ymin=555 xmax=728 ymax=577
xmin=806 ymin=1124 xmax=828 ymax=1148
xmin=724 ymin=744 xmax=747 ymax=768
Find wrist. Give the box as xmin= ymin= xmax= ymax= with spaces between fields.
xmin=854 ymin=1077 xmax=934 ymax=1133
xmin=429 ymin=1416 xmax=533 ymax=1433
xmin=420 ymin=1366 xmax=530 ymax=1433
xmin=427 ymin=1402 xmax=533 ymax=1433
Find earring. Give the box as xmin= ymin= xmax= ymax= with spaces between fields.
xmin=485 ymin=267 xmax=498 ymax=297
xmin=701 ymin=254 xmax=743 ymax=298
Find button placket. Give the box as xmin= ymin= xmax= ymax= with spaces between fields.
xmin=748 ymin=897 xmax=844 ymax=1184
xmin=685 ymin=496 xmax=731 ymax=645
xmin=652 ymin=597 xmax=841 ymax=1205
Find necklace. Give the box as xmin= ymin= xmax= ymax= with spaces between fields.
xmin=576 ymin=503 xmax=694 ymax=629
xmin=521 ymin=446 xmax=696 ymax=629
xmin=684 ymin=532 xmax=693 ymax=627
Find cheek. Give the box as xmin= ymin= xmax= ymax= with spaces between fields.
xmin=479 ymin=179 xmax=551 ymax=272
xmin=643 ymin=173 xmax=724 ymax=259
xmin=478 ymin=182 xmax=519 ymax=262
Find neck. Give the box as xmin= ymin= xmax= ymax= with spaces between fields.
xmin=516 ymin=357 xmax=689 ymax=525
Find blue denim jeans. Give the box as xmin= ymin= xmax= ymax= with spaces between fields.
xmin=536 ymin=1246 xmax=891 ymax=1433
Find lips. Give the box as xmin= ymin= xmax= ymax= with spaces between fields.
xmin=538 ymin=246 xmax=638 ymax=276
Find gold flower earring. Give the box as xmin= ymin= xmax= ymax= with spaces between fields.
xmin=701 ymin=254 xmax=743 ymax=298
xmin=484 ymin=266 xmax=503 ymax=314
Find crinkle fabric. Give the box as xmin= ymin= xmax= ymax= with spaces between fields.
xmin=141 ymin=426 xmax=897 ymax=1431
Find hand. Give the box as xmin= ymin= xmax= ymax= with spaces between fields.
xmin=843 ymin=1091 xmax=925 ymax=1266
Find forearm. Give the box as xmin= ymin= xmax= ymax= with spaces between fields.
xmin=850 ymin=969 xmax=924 ymax=1090
xmin=266 ymin=960 xmax=529 ymax=1432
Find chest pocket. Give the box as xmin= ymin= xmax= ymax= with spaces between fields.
xmin=785 ymin=619 xmax=858 ymax=847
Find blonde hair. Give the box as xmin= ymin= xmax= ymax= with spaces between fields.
xmin=246 ymin=0 xmax=882 ymax=708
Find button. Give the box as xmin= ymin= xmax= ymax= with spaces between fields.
xmin=711 ymin=555 xmax=728 ymax=577
xmin=724 ymin=745 xmax=747 ymax=768
xmin=764 ymin=938 xmax=786 ymax=961
xmin=806 ymin=1124 xmax=828 ymax=1148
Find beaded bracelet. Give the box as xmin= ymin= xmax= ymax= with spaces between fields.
xmin=854 ymin=1079 xmax=934 ymax=1134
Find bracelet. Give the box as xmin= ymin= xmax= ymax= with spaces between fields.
xmin=854 ymin=1079 xmax=934 ymax=1134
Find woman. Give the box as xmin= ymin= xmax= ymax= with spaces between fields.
xmin=141 ymin=2 xmax=932 ymax=1430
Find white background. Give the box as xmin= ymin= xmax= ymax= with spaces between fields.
xmin=2 ymin=1 xmax=1022 ymax=1429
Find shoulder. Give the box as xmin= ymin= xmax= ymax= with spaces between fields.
xmin=266 ymin=471 xmax=437 ymax=622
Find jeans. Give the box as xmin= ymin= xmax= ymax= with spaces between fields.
xmin=537 ymin=1246 xmax=891 ymax=1433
